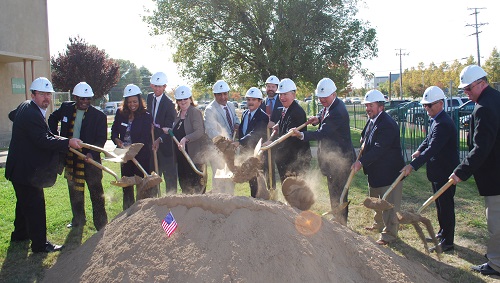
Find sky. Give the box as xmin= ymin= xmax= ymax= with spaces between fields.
xmin=47 ymin=0 xmax=500 ymax=89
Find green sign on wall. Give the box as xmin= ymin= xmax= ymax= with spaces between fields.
xmin=12 ymin=78 xmax=25 ymax=94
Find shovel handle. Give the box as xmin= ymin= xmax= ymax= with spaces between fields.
xmin=338 ymin=142 xmax=365 ymax=204
xmin=260 ymin=121 xmax=309 ymax=151
xmin=168 ymin=130 xmax=204 ymax=176
xmin=131 ymin=158 xmax=149 ymax=177
xmin=381 ymin=171 xmax=406 ymax=201
xmin=417 ymin=179 xmax=454 ymax=214
xmin=78 ymin=142 xmax=117 ymax=158
xmin=69 ymin=148 xmax=119 ymax=180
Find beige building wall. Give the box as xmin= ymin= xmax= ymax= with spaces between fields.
xmin=0 ymin=0 xmax=52 ymax=147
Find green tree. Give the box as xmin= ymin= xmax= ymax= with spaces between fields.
xmin=51 ymin=36 xmax=119 ymax=99
xmin=145 ymin=0 xmax=377 ymax=90
xmin=483 ymin=47 xmax=500 ymax=84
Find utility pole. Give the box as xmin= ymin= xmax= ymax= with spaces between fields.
xmin=395 ymin=48 xmax=409 ymax=99
xmin=389 ymin=72 xmax=392 ymax=100
xmin=466 ymin=8 xmax=488 ymax=66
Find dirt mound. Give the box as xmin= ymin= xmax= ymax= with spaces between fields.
xmin=42 ymin=194 xmax=446 ymax=283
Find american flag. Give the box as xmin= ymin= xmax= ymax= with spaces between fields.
xmin=161 ymin=211 xmax=177 ymax=237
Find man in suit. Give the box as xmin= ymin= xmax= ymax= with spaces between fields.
xmin=6 ymin=77 xmax=82 ymax=253
xmin=236 ymin=87 xmax=268 ymax=197
xmin=450 ymin=65 xmax=500 ymax=276
xmin=352 ymin=89 xmax=405 ymax=245
xmin=48 ymin=82 xmax=108 ymax=231
xmin=266 ymin=78 xmax=311 ymax=182
xmin=292 ymin=78 xmax=355 ymax=225
xmin=402 ymin=86 xmax=459 ymax=252
xmin=148 ymin=72 xmax=177 ymax=196
xmin=204 ymin=80 xmax=240 ymax=194
xmin=260 ymin=75 xmax=282 ymax=192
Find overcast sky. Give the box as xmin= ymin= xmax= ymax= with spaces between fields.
xmin=47 ymin=0 xmax=500 ymax=88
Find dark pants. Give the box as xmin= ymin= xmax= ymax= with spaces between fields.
xmin=432 ymin=180 xmax=456 ymax=245
xmin=121 ymin=157 xmax=151 ymax=210
xmin=327 ymin=174 xmax=349 ymax=225
xmin=176 ymin=150 xmax=205 ymax=194
xmin=67 ymin=165 xmax=108 ymax=230
xmin=11 ymin=182 xmax=47 ymax=251
xmin=158 ymin=153 xmax=178 ymax=196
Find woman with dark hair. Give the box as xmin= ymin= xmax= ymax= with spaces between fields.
xmin=168 ymin=85 xmax=207 ymax=194
xmin=111 ymin=84 xmax=153 ymax=210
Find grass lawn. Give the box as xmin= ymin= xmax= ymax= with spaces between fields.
xmin=0 ymin=134 xmax=495 ymax=282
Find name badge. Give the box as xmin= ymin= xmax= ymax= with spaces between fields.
xmin=62 ymin=116 xmax=68 ymax=122
xmin=121 ymin=122 xmax=128 ymax=127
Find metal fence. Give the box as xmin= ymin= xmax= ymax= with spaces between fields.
xmin=346 ymin=104 xmax=471 ymax=163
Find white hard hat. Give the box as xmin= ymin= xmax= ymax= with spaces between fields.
xmin=276 ymin=78 xmax=296 ymax=93
xmin=150 ymin=72 xmax=168 ymax=85
xmin=420 ymin=86 xmax=445 ymax=104
xmin=213 ymin=80 xmax=230 ymax=93
xmin=123 ymin=84 xmax=141 ymax=97
xmin=459 ymin=65 xmax=487 ymax=88
xmin=265 ymin=75 xmax=280 ymax=85
xmin=30 ymin=77 xmax=55 ymax=92
xmin=315 ymin=78 xmax=337 ymax=98
xmin=245 ymin=87 xmax=263 ymax=99
xmin=72 ymin=82 xmax=94 ymax=98
xmin=174 ymin=85 xmax=192 ymax=100
xmin=363 ymin=89 xmax=385 ymax=104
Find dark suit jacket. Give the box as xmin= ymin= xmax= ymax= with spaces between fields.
xmin=48 ymin=101 xmax=107 ymax=161
xmin=359 ymin=111 xmax=405 ymax=188
xmin=455 ymin=86 xmax=500 ymax=196
xmin=5 ymin=101 xmax=70 ymax=187
xmin=410 ymin=110 xmax=459 ymax=182
xmin=110 ymin=109 xmax=153 ymax=171
xmin=274 ymin=100 xmax=311 ymax=166
xmin=238 ymin=108 xmax=268 ymax=150
xmin=303 ymin=98 xmax=355 ymax=176
xmin=260 ymin=96 xmax=283 ymax=123
xmin=147 ymin=92 xmax=176 ymax=159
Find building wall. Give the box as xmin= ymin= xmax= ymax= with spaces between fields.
xmin=0 ymin=0 xmax=51 ymax=147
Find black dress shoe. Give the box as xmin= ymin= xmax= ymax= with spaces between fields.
xmin=32 ymin=242 xmax=64 ymax=253
xmin=425 ymin=234 xmax=443 ymax=242
xmin=471 ymin=263 xmax=500 ymax=276
xmin=429 ymin=243 xmax=454 ymax=253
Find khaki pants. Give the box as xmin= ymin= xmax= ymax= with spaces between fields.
xmin=369 ymin=182 xmax=403 ymax=242
xmin=486 ymin=195 xmax=500 ymax=272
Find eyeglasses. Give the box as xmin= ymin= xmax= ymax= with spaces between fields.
xmin=464 ymin=80 xmax=482 ymax=91
xmin=79 ymin=97 xmax=91 ymax=101
xmin=176 ymin=98 xmax=189 ymax=102
xmin=423 ymin=102 xmax=438 ymax=108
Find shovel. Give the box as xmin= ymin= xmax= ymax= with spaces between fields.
xmin=322 ymin=142 xmax=365 ymax=218
xmin=417 ymin=179 xmax=454 ymax=214
xmin=68 ymin=148 xmax=140 ymax=187
xmin=168 ymin=130 xmax=208 ymax=185
xmin=363 ymin=171 xmax=405 ymax=211
xmin=78 ymin=142 xmax=143 ymax=163
xmin=258 ymin=121 xmax=310 ymax=154
xmin=151 ymin=126 xmax=160 ymax=197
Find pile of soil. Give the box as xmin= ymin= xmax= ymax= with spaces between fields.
xmin=43 ymin=194 xmax=446 ymax=283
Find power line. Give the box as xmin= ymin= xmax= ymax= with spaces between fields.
xmin=466 ymin=7 xmax=488 ymax=66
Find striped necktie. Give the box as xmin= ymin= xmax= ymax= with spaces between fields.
xmin=224 ymin=106 xmax=233 ymax=134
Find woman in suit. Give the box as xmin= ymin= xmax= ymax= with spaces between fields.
xmin=111 ymin=84 xmax=153 ymax=210
xmin=170 ymin=85 xmax=207 ymax=194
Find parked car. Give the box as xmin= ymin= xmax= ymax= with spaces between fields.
xmin=458 ymin=100 xmax=475 ymax=130
xmin=351 ymin=97 xmax=362 ymax=104
xmin=385 ymin=101 xmax=419 ymax=122
xmin=231 ymin=101 xmax=239 ymax=108
xmin=407 ymin=97 xmax=468 ymax=125
xmin=384 ymin=99 xmax=410 ymax=111
xmin=239 ymin=101 xmax=248 ymax=109
xmin=104 ymin=101 xmax=122 ymax=115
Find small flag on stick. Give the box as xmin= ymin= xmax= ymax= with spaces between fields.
xmin=161 ymin=211 xmax=177 ymax=237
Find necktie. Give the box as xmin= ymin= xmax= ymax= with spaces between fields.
xmin=224 ymin=106 xmax=233 ymax=135
xmin=321 ymin=108 xmax=326 ymax=122
xmin=266 ymin=99 xmax=272 ymax=117
xmin=243 ymin=112 xmax=251 ymax=134
xmin=364 ymin=120 xmax=374 ymax=141
xmin=281 ymin=108 xmax=286 ymax=120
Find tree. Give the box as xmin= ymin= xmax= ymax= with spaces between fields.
xmin=483 ymin=47 xmax=500 ymax=85
xmin=51 ymin=36 xmax=120 ymax=99
xmin=145 ymin=0 xmax=377 ymax=91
